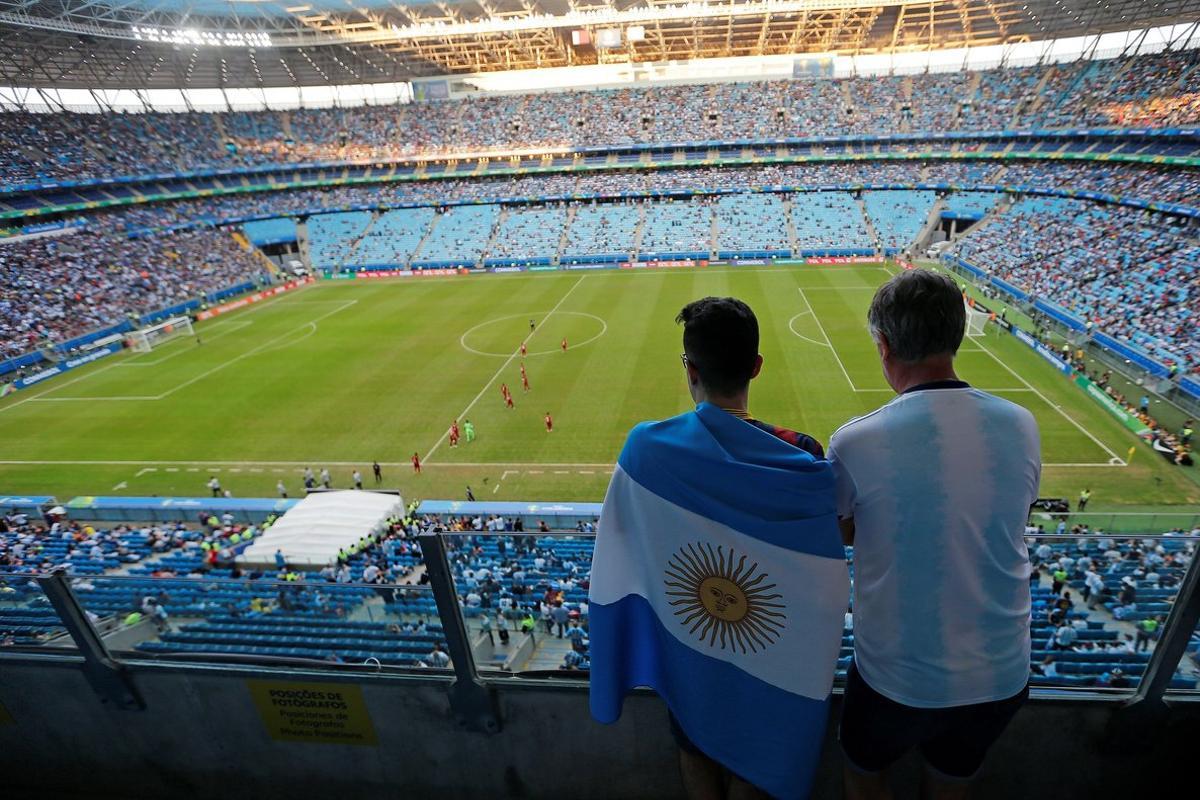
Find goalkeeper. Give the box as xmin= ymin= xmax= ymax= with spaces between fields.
xmin=464 ymin=419 xmax=476 ymax=443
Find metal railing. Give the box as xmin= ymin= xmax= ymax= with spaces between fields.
xmin=1 ymin=530 xmax=1196 ymax=727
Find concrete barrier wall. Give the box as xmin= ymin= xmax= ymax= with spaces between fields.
xmin=0 ymin=656 xmax=1196 ymax=799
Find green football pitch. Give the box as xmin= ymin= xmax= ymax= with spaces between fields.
xmin=1 ymin=262 xmax=1196 ymax=510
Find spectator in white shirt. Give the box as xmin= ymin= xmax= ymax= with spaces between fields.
xmin=830 ymin=270 xmax=1038 ymax=797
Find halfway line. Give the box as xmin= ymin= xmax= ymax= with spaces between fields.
xmin=422 ymin=275 xmax=588 ymax=463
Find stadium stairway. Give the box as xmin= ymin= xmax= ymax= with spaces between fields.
xmin=784 ymin=197 xmax=799 ymax=254
xmin=479 ymin=206 xmax=509 ymax=267
xmin=915 ymin=196 xmax=947 ymax=252
xmin=855 ymin=195 xmax=880 ymax=253
xmin=1018 ymin=65 xmax=1059 ymax=124
xmin=555 ymin=204 xmax=578 ymax=266
xmin=631 ymin=202 xmax=648 ymax=257
xmin=708 ymin=203 xmax=719 ymax=259
xmin=898 ymin=76 xmax=913 ymax=133
xmin=279 ymin=111 xmax=295 ymax=143
xmin=964 ymin=71 xmax=984 ymax=124
xmin=232 ymin=229 xmax=280 ymax=276
xmin=407 ymin=211 xmax=441 ymax=266
xmin=341 ymin=212 xmax=379 ymax=270
xmin=522 ymin=629 xmax=577 ymax=672
xmin=296 ymin=219 xmax=312 ymax=269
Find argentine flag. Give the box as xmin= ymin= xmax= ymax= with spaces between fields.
xmin=589 ymin=402 xmax=850 ymax=799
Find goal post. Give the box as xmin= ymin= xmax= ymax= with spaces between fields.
xmin=126 ymin=316 xmax=194 ymax=353
xmin=964 ymin=301 xmax=990 ymax=338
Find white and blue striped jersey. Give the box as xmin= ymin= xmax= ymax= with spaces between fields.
xmin=828 ymin=382 xmax=1041 ymax=709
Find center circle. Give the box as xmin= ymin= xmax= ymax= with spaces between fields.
xmin=460 ymin=311 xmax=608 ymax=358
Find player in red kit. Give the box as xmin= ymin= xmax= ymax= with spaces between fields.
xmin=545 ymin=412 xmax=553 ymax=432
xmin=411 ymin=452 xmax=421 ymax=473
xmin=500 ymin=383 xmax=510 ymax=404
xmin=506 ymin=391 xmax=515 ymax=409
xmin=561 ymin=337 xmax=568 ymax=352
xmin=519 ymin=342 xmax=527 ymax=357
xmin=449 ymin=420 xmax=460 ymax=447
xmin=520 ymin=363 xmax=530 ymax=392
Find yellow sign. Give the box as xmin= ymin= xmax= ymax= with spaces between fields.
xmin=0 ymin=698 xmax=13 ymax=724
xmin=247 ymin=680 xmax=377 ymax=746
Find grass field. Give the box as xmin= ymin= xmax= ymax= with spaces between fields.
xmin=1 ymin=262 xmax=1196 ymax=510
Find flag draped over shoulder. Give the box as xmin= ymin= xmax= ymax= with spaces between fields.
xmin=589 ymin=402 xmax=850 ymax=800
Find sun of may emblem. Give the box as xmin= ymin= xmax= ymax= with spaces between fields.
xmin=664 ymin=543 xmax=787 ymax=654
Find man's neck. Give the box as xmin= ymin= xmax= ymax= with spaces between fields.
xmin=889 ymin=358 xmax=960 ymax=394
xmin=696 ymin=390 xmax=750 ymax=417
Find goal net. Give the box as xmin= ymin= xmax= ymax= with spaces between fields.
xmin=965 ymin=301 xmax=990 ymax=338
xmin=126 ymin=316 xmax=194 ymax=353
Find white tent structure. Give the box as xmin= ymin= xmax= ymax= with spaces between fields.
xmin=238 ymin=491 xmax=402 ymax=568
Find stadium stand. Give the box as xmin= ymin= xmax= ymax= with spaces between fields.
xmin=942 ymin=190 xmax=1001 ymax=219
xmin=713 ymin=194 xmax=791 ymax=258
xmin=413 ymin=205 xmax=501 ymax=267
xmin=791 ymin=192 xmax=873 ymax=254
xmin=862 ymin=189 xmax=939 ymax=251
xmin=638 ymin=198 xmax=713 ymax=260
xmin=560 ymin=201 xmax=640 ymax=263
xmin=0 ymin=228 xmax=264 ymax=360
xmin=5 ymin=51 xmax=1200 ymax=185
xmin=484 ymin=204 xmax=570 ymax=265
xmin=8 ymin=499 xmax=1193 ymax=694
xmin=954 ymin=196 xmax=1199 ymax=375
xmin=347 ymin=208 xmax=437 ymax=269
xmin=305 ymin=211 xmax=373 ymax=270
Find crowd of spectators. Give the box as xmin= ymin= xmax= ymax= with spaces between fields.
xmin=954 ymin=195 xmax=1199 ymax=376
xmin=3 ymin=50 xmax=1200 ymax=185
xmin=58 ymin=158 xmax=1200 ymax=243
xmin=0 ymin=227 xmax=265 ymax=361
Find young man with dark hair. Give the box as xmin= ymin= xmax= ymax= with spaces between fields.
xmin=590 ymin=296 xmax=848 ymax=800
xmin=676 ymin=296 xmax=823 ymax=456
xmin=829 ymin=269 xmax=1040 ymax=800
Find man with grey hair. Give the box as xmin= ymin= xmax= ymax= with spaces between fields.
xmin=829 ymin=269 xmax=1040 ymax=800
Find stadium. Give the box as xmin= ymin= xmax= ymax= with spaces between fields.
xmin=1 ymin=0 xmax=1199 ymax=797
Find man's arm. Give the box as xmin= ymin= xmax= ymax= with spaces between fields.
xmin=827 ymin=435 xmax=856 ymax=547
xmin=838 ymin=517 xmax=855 ymax=547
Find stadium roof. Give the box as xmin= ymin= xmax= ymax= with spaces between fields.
xmin=1 ymin=0 xmax=1199 ymax=89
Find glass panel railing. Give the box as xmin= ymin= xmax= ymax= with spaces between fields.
xmin=433 ymin=529 xmax=1196 ymax=694
xmin=0 ymin=572 xmax=80 ymax=650
xmin=1175 ymin=621 xmax=1200 ymax=694
xmin=5 ymin=520 xmax=1194 ymax=701
xmin=75 ymin=574 xmax=446 ymax=670
xmin=1026 ymin=512 xmax=1200 ymax=537
xmin=441 ymin=532 xmax=591 ymax=675
xmin=1025 ymin=533 xmax=1197 ymax=694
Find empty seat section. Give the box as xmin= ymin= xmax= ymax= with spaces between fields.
xmin=791 ymin=192 xmax=871 ymax=254
xmin=714 ymin=194 xmax=790 ymax=257
xmin=485 ymin=205 xmax=569 ymax=265
xmin=307 ymin=211 xmax=372 ymax=270
xmin=348 ymin=208 xmax=436 ymax=269
xmin=561 ymin=202 xmax=639 ymax=262
xmin=639 ymin=200 xmax=711 ymax=260
xmin=413 ymin=205 xmax=500 ymax=267
xmin=862 ymin=190 xmax=937 ymax=251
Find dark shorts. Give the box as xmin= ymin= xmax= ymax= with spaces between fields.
xmin=668 ymin=710 xmax=701 ymax=755
xmin=839 ymin=661 xmax=1028 ymax=780
xmin=668 ymin=711 xmax=757 ymax=786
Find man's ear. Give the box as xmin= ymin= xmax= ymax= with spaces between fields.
xmin=687 ymin=362 xmax=702 ymax=386
xmin=750 ymin=354 xmax=764 ymax=380
xmin=875 ymin=333 xmax=890 ymax=361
